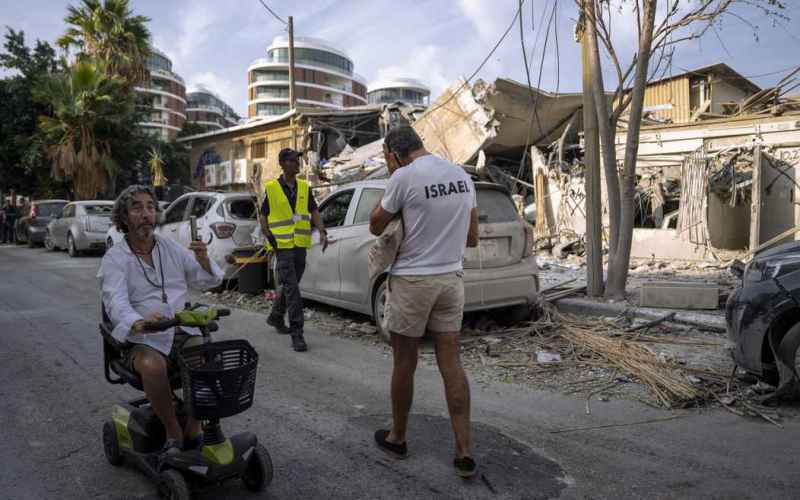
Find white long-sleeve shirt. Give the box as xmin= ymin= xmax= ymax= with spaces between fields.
xmin=97 ymin=235 xmax=224 ymax=355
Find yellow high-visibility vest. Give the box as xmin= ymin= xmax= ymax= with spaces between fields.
xmin=265 ymin=178 xmax=312 ymax=250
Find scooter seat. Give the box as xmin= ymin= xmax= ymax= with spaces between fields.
xmin=109 ymin=358 xmax=183 ymax=391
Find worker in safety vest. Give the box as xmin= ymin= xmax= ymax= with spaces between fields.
xmin=260 ymin=148 xmax=330 ymax=352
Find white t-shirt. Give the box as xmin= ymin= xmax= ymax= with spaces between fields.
xmin=381 ymin=154 xmax=477 ymax=276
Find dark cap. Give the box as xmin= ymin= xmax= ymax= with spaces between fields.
xmin=278 ymin=148 xmax=303 ymax=163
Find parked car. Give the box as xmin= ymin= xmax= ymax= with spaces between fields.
xmin=45 ymin=201 xmax=114 ymax=256
xmin=298 ymin=180 xmax=539 ymax=340
xmin=727 ymin=241 xmax=800 ymax=396
xmin=155 ymin=192 xmax=259 ymax=279
xmin=105 ymin=201 xmax=171 ymax=248
xmin=14 ymin=199 xmax=68 ymax=247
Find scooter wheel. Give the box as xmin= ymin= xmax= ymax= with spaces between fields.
xmin=242 ymin=443 xmax=273 ymax=491
xmin=159 ymin=469 xmax=190 ymax=500
xmin=102 ymin=421 xmax=123 ymax=466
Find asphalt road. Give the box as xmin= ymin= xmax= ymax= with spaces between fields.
xmin=2 ymin=244 xmax=800 ymax=500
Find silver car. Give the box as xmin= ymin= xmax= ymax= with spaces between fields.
xmin=299 ymin=180 xmax=539 ymax=339
xmin=46 ymin=201 xmax=114 ymax=256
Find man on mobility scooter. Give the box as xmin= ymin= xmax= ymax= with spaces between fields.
xmin=98 ymin=185 xmax=271 ymax=498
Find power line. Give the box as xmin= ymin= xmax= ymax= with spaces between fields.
xmin=256 ymin=0 xmax=288 ymax=26
xmin=424 ymin=1 xmax=525 ymax=117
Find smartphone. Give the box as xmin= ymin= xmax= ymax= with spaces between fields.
xmin=189 ymin=216 xmax=199 ymax=241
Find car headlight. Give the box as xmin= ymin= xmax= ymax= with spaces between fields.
xmin=746 ymin=256 xmax=800 ymax=283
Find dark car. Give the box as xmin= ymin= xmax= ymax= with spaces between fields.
xmin=726 ymin=241 xmax=800 ymax=397
xmin=15 ymin=200 xmax=69 ymax=247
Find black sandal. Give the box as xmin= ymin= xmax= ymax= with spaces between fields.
xmin=374 ymin=429 xmax=408 ymax=459
xmin=454 ymin=456 xmax=478 ymax=478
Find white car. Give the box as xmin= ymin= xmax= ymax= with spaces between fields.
xmin=106 ymin=201 xmax=171 ymax=248
xmin=299 ymin=180 xmax=539 ymax=339
xmin=155 ymin=192 xmax=259 ymax=279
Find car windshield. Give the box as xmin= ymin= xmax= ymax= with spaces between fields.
xmin=37 ymin=203 xmax=66 ymax=217
xmin=226 ymin=198 xmax=257 ymax=220
xmin=84 ymin=204 xmax=113 ymax=216
xmin=476 ymin=188 xmax=519 ymax=223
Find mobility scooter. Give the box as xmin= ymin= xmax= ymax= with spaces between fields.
xmin=99 ymin=304 xmax=272 ymax=499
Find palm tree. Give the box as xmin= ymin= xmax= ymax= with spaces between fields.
xmin=148 ymin=146 xmax=167 ymax=187
xmin=57 ymin=0 xmax=151 ymax=85
xmin=34 ymin=59 xmax=131 ymax=199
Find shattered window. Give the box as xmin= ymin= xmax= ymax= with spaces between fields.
xmin=320 ymin=190 xmax=354 ymax=228
xmin=476 ymin=189 xmax=518 ymax=223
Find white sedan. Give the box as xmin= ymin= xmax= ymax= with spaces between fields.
xmin=300 ymin=179 xmax=539 ymax=339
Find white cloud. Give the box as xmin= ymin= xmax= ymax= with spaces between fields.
xmin=373 ymin=45 xmax=451 ymax=97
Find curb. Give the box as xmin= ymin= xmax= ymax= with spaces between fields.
xmin=553 ymin=297 xmax=727 ymax=332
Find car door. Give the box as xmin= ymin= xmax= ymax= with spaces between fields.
xmin=300 ymin=188 xmax=356 ymax=300
xmin=338 ymin=187 xmax=384 ymax=307
xmin=157 ymin=196 xmax=190 ymax=245
xmin=185 ymin=195 xmax=215 ymax=246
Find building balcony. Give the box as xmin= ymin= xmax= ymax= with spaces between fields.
xmin=248 ymin=58 xmax=367 ymax=85
xmin=149 ymin=68 xmax=185 ymax=85
xmin=135 ymin=86 xmax=187 ymax=104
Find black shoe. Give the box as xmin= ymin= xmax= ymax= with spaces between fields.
xmin=374 ymin=429 xmax=408 ymax=459
xmin=267 ymin=315 xmax=291 ymax=334
xmin=454 ymin=456 xmax=478 ymax=478
xmin=291 ymin=333 xmax=308 ymax=352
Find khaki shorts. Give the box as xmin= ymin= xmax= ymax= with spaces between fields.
xmin=385 ymin=271 xmax=465 ymax=338
xmin=123 ymin=332 xmax=205 ymax=374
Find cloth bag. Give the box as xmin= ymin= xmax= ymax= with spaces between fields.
xmin=368 ymin=217 xmax=404 ymax=283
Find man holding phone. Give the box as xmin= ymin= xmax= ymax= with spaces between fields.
xmin=260 ymin=148 xmax=330 ymax=352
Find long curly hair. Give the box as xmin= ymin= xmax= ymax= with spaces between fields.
xmin=112 ymin=185 xmax=161 ymax=234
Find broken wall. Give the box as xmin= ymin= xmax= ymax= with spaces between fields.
xmin=753 ymin=146 xmax=800 ymax=247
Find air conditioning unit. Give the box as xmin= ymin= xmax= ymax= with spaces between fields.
xmin=205 ymin=163 xmax=218 ymax=187
xmin=232 ymin=159 xmax=249 ymax=184
xmin=218 ymin=160 xmax=232 ymax=185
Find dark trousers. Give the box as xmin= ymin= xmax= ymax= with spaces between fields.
xmin=2 ymin=222 xmax=14 ymax=243
xmin=270 ymin=248 xmax=307 ymax=333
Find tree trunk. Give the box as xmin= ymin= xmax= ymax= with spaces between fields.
xmin=581 ymin=1 xmax=605 ymax=298
xmin=604 ymin=0 xmax=657 ymax=300
xmin=585 ymin=0 xmax=621 ymax=267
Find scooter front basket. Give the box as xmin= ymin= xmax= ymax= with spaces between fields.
xmin=178 ymin=340 xmax=259 ymax=419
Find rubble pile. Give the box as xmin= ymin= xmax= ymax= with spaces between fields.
xmin=462 ymin=303 xmax=731 ymax=409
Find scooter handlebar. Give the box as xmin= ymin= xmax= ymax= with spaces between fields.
xmin=140 ymin=318 xmax=180 ymax=332
xmin=216 ymin=308 xmax=231 ymax=318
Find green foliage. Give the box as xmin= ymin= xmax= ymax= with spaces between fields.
xmin=58 ymin=0 xmax=151 ymax=85
xmin=0 ymin=29 xmax=67 ymax=198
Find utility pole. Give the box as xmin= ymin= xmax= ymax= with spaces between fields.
xmin=580 ymin=0 xmax=604 ymax=297
xmin=288 ymin=16 xmax=298 ymax=150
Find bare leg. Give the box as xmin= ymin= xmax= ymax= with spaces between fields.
xmin=433 ymin=331 xmax=472 ymax=459
xmin=184 ymin=418 xmax=202 ymax=441
xmin=134 ymin=350 xmax=182 ymax=442
xmin=387 ymin=332 xmax=420 ymax=445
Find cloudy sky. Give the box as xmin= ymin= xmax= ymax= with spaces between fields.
xmin=2 ymin=0 xmax=799 ymax=117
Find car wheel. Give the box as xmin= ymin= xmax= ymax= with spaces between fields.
xmin=44 ymin=231 xmax=56 ymax=251
xmin=372 ymin=278 xmax=390 ymax=343
xmin=777 ymin=323 xmax=800 ymax=385
xmin=67 ymin=233 xmax=80 ymax=258
xmin=491 ymin=304 xmax=533 ymax=327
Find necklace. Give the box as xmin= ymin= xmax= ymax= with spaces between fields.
xmin=127 ymin=236 xmax=168 ymax=304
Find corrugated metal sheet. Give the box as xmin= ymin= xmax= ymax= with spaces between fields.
xmin=642 ymin=76 xmax=690 ymax=123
